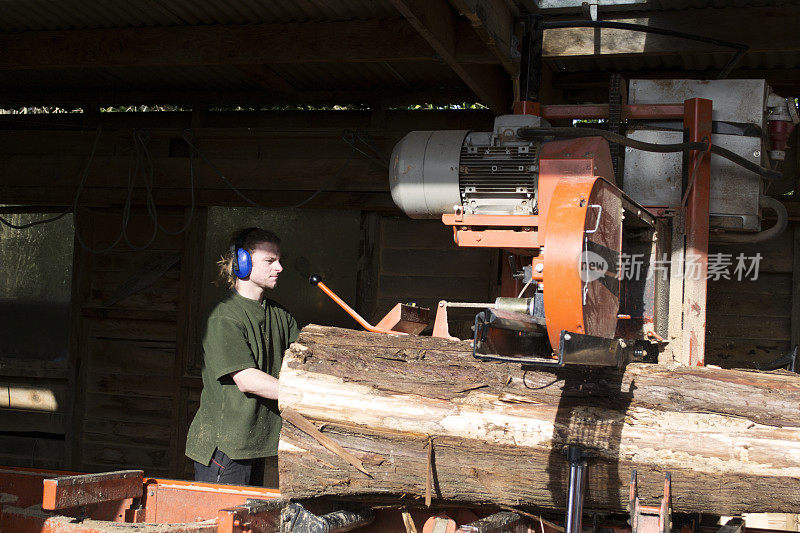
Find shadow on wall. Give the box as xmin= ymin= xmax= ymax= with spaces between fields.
xmin=0 ymin=300 xmax=70 ymax=360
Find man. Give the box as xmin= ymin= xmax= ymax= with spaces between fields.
xmin=186 ymin=227 xmax=298 ymax=486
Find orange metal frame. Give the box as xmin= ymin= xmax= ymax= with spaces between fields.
xmin=0 ymin=467 xmax=282 ymax=532
xmin=1 ymin=466 xmax=548 ymax=533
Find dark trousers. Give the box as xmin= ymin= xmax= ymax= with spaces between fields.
xmin=194 ymin=448 xmax=265 ymax=486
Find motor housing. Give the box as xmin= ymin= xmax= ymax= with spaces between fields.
xmin=389 ymin=115 xmax=549 ymax=218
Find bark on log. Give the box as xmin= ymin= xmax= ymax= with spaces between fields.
xmin=278 ymin=325 xmax=800 ymax=514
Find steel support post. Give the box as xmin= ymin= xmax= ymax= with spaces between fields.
xmin=565 ymin=447 xmax=588 ymax=533
xmin=681 ymin=98 xmax=713 ymax=366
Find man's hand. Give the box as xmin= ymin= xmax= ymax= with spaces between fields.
xmin=230 ymin=368 xmax=279 ymax=400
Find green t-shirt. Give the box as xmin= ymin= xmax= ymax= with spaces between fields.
xmin=185 ymin=291 xmax=299 ymax=464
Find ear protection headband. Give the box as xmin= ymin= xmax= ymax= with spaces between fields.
xmin=231 ymin=227 xmax=259 ymax=279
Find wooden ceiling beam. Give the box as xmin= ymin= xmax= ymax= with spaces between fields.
xmin=389 ymin=0 xmax=512 ymax=113
xmin=235 ymin=65 xmax=298 ymax=93
xmin=0 ymin=88 xmax=479 ymax=108
xmin=449 ymin=0 xmax=517 ymax=74
xmin=0 ymin=109 xmax=494 ymax=132
xmin=0 ymin=20 xmax=498 ymax=70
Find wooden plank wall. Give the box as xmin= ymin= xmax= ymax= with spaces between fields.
xmin=69 ymin=207 xmax=205 ymax=477
xmin=0 ymin=110 xmax=496 ymax=476
xmin=0 ymin=360 xmax=69 ymax=469
xmin=705 ymin=224 xmax=796 ymax=368
xmin=368 ymin=216 xmax=498 ymax=338
xmin=0 ymin=110 xmax=493 ymax=210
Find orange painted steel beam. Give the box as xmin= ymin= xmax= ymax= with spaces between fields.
xmin=442 ymin=213 xmax=539 ymax=227
xmin=539 ymin=104 xmax=685 ymax=121
xmin=42 ymin=470 xmax=143 ymax=511
xmin=682 ymin=98 xmax=713 ymax=367
xmin=0 ymin=467 xmax=64 ymax=508
xmin=513 ymin=100 xmax=541 ymax=115
xmin=142 ymin=479 xmax=279 ymax=524
xmin=453 ymin=228 xmax=538 ymax=248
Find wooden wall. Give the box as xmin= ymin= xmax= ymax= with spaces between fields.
xmin=0 ymin=359 xmax=69 ymax=469
xmin=705 ymin=226 xmax=797 ymax=368
xmin=361 ymin=216 xmax=498 ymax=337
xmin=67 ymin=207 xmax=205 ymax=477
xmin=0 ymin=110 xmax=496 ymax=476
xmin=0 ymin=110 xmax=493 ymax=211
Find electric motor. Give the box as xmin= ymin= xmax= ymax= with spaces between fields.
xmin=389 ymin=115 xmax=549 ymax=218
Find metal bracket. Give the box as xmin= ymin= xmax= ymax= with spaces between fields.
xmin=629 ymin=471 xmax=671 ymax=533
xmin=474 ymin=322 xmax=657 ymax=368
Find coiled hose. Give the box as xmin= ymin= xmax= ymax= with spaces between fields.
xmin=710 ymin=196 xmax=788 ymax=244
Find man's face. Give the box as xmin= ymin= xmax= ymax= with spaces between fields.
xmin=247 ymin=241 xmax=283 ymax=290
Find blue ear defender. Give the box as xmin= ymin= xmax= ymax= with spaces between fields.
xmin=234 ymin=247 xmax=252 ymax=278
xmin=231 ymin=227 xmax=259 ymax=279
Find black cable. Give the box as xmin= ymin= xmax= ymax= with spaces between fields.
xmin=182 ymin=131 xmax=264 ymax=208
xmin=136 ymin=128 xmax=194 ymax=238
xmin=72 ymin=127 xmax=126 ymax=255
xmin=120 ymin=129 xmax=159 ymax=251
xmin=541 ymin=20 xmax=748 ymax=80
xmin=517 ymin=126 xmax=782 ymax=180
xmin=0 ymin=125 xmax=131 ymax=255
xmin=183 ymin=128 xmax=361 ymax=210
xmin=0 ymin=210 xmax=69 ymax=230
xmin=289 ymin=152 xmax=354 ymax=209
xmin=152 ymin=129 xmax=196 ymax=236
xmin=0 ymin=126 xmax=103 ymax=231
xmin=342 ymin=130 xmax=388 ymax=169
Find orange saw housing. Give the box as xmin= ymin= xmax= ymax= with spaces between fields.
xmin=443 ymin=136 xmax=622 ymax=350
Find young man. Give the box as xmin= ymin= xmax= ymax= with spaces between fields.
xmin=186 ymin=227 xmax=298 ymax=486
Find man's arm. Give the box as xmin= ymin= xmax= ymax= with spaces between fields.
xmin=231 ymin=368 xmax=279 ymax=400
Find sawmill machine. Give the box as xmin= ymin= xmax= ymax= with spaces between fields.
xmin=387 ymin=79 xmax=793 ymax=368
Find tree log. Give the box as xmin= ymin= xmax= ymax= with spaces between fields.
xmin=278 ymin=325 xmax=800 ymax=514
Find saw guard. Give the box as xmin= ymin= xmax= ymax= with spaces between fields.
xmin=543 ymin=177 xmax=622 ymax=349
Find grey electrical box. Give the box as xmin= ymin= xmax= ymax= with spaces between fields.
xmin=623 ymin=79 xmax=768 ymax=231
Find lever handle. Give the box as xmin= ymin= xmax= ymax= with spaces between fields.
xmin=308 ymin=273 xmax=402 ymax=335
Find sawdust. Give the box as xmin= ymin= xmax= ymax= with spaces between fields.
xmin=0 ymin=492 xmax=18 ymax=505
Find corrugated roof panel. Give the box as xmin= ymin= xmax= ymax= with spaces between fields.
xmin=108 ymin=65 xmax=256 ymax=90
xmin=0 ymin=0 xmax=401 ymax=32
xmin=651 ymin=0 xmax=793 ymax=9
